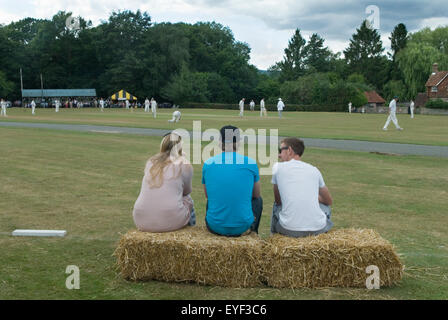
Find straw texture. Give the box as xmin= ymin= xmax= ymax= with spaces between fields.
xmin=263 ymin=228 xmax=403 ymax=288
xmin=114 ymin=226 xmax=264 ymax=288
xmin=115 ymin=227 xmax=403 ymax=288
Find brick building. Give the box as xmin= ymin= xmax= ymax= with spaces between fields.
xmin=425 ymin=63 xmax=448 ymax=101
xmin=364 ymin=91 xmax=386 ymax=108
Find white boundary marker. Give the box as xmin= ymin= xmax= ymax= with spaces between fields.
xmin=12 ymin=230 xmax=67 ymax=237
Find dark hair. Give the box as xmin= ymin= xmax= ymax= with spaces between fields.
xmin=281 ymin=137 xmax=305 ymax=156
xmin=220 ymin=125 xmax=240 ymax=143
xmin=220 ymin=125 xmax=240 ymax=151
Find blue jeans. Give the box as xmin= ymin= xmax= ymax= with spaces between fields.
xmin=188 ymin=207 xmax=196 ymax=226
xmin=270 ymin=202 xmax=333 ymax=237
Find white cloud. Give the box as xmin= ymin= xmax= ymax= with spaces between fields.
xmin=419 ymin=17 xmax=448 ymax=30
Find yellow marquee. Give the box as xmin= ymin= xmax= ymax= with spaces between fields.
xmin=110 ymin=89 xmax=137 ymax=101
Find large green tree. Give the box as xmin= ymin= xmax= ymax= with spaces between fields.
xmin=396 ymin=26 xmax=448 ymax=99
xmin=396 ymin=43 xmax=448 ymax=98
xmin=0 ymin=10 xmax=271 ymax=103
xmin=343 ymin=20 xmax=388 ymax=89
xmin=408 ymin=26 xmax=448 ymax=54
xmin=388 ymin=23 xmax=408 ymax=80
xmin=303 ymin=33 xmax=332 ymax=73
xmin=271 ymin=29 xmax=307 ymax=81
xmin=0 ymin=70 xmax=15 ymax=97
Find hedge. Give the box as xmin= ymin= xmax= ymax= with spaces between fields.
xmin=181 ymin=102 xmax=346 ymax=112
xmin=425 ymin=99 xmax=448 ymax=110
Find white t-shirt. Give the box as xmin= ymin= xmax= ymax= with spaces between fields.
xmin=260 ymin=100 xmax=265 ymax=110
xmin=271 ymin=160 xmax=327 ymax=231
xmin=151 ymin=100 xmax=157 ymax=108
xmin=277 ymin=101 xmax=285 ymax=111
xmin=389 ymin=99 xmax=397 ymax=113
xmin=239 ymin=100 xmax=244 ymax=110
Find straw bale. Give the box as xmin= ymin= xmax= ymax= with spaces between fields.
xmin=262 ymin=228 xmax=403 ymax=288
xmin=114 ymin=226 xmax=264 ymax=288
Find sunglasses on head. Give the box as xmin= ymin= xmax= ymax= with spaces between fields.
xmin=278 ymin=146 xmax=289 ymax=153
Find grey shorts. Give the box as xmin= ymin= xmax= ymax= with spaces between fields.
xmin=270 ymin=202 xmax=333 ymax=237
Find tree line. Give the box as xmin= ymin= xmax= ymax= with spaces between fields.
xmin=0 ymin=10 xmax=447 ymax=107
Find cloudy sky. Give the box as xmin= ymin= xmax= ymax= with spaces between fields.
xmin=1 ymin=0 xmax=447 ymax=69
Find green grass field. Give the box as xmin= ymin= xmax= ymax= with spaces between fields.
xmin=0 ymin=109 xmax=447 ymax=300
xmin=2 ymin=107 xmax=448 ymax=146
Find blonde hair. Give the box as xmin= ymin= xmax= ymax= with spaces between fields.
xmin=146 ymin=133 xmax=184 ymax=188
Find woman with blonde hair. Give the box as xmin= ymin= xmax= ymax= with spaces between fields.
xmin=133 ymin=132 xmax=195 ymax=232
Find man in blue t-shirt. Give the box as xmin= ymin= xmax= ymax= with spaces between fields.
xmin=202 ymin=125 xmax=263 ymax=236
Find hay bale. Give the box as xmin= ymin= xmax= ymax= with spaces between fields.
xmin=262 ymin=229 xmax=403 ymax=288
xmin=114 ymin=226 xmax=264 ymax=288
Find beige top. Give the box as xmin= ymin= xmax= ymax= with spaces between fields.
xmin=133 ymin=159 xmax=193 ymax=232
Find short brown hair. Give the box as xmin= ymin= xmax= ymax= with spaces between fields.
xmin=281 ymin=137 xmax=305 ymax=156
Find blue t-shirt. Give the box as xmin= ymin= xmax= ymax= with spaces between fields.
xmin=202 ymin=152 xmax=260 ymax=235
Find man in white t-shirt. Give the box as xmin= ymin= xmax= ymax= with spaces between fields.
xmin=0 ymin=98 xmax=7 ymax=117
xmin=410 ymin=99 xmax=415 ymax=119
xmin=383 ymin=96 xmax=403 ymax=131
xmin=55 ymin=99 xmax=60 ymax=112
xmin=260 ymin=98 xmax=267 ymax=117
xmin=249 ymin=99 xmax=255 ymax=111
xmin=151 ymin=98 xmax=157 ymax=118
xmin=168 ymin=110 xmax=181 ymax=123
xmin=99 ymin=98 xmax=105 ymax=112
xmin=31 ymin=100 xmax=36 ymax=115
xmin=239 ymin=98 xmax=245 ymax=117
xmin=144 ymin=98 xmax=150 ymax=113
xmin=277 ymin=98 xmax=285 ymax=118
xmin=271 ymin=137 xmax=333 ymax=237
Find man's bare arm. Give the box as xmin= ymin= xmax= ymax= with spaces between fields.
xmin=273 ymin=184 xmax=281 ymax=205
xmin=203 ymin=184 xmax=208 ymax=199
xmin=318 ymin=186 xmax=333 ymax=206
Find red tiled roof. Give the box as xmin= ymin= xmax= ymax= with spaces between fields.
xmin=426 ymin=71 xmax=448 ymax=87
xmin=364 ymin=91 xmax=385 ymax=103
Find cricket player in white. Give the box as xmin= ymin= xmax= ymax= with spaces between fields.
xmin=348 ymin=102 xmax=352 ymax=114
xmin=277 ymin=98 xmax=285 ymax=118
xmin=151 ymin=98 xmax=157 ymax=118
xmin=125 ymin=99 xmax=130 ymax=109
xmin=239 ymin=98 xmax=245 ymax=117
xmin=55 ymin=99 xmax=60 ymax=112
xmin=168 ymin=110 xmax=181 ymax=123
xmin=383 ymin=97 xmax=403 ymax=131
xmin=250 ymin=100 xmax=255 ymax=111
xmin=144 ymin=98 xmax=150 ymax=112
xmin=0 ymin=98 xmax=7 ymax=117
xmin=260 ymin=98 xmax=267 ymax=117
xmin=99 ymin=98 xmax=104 ymax=112
xmin=410 ymin=100 xmax=415 ymax=119
xmin=31 ymin=100 xmax=36 ymax=115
